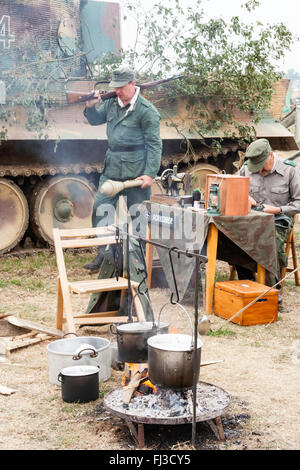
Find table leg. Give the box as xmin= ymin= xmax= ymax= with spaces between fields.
xmin=206 ymin=224 xmax=218 ymax=315
xmin=145 ymin=224 xmax=154 ymax=290
xmin=256 ymin=264 xmax=266 ymax=285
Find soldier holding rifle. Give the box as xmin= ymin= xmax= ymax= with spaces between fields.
xmin=83 ymin=65 xmax=162 ymax=272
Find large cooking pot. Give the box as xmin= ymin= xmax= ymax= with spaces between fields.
xmin=110 ymin=321 xmax=169 ymax=363
xmin=147 ymin=302 xmax=203 ymax=389
xmin=58 ymin=365 xmax=99 ymax=403
xmin=47 ymin=336 xmax=111 ymax=386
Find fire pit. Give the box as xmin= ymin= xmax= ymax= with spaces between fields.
xmin=104 ymin=381 xmax=230 ymax=448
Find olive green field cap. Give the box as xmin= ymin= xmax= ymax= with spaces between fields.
xmin=109 ymin=66 xmax=135 ymax=88
xmin=245 ymin=138 xmax=272 ymax=173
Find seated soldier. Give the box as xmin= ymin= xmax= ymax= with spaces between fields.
xmin=236 ymin=138 xmax=300 ymax=303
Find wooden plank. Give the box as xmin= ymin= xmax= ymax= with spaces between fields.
xmin=0 ymin=384 xmax=17 ymax=395
xmin=5 ymin=333 xmax=52 ymax=352
xmin=69 ymin=278 xmax=139 ymax=295
xmin=0 ymin=313 xmax=14 ymax=319
xmin=73 ymin=316 xmax=135 ymax=325
xmin=58 ymin=227 xmax=116 ymax=238
xmin=60 ymin=236 xmax=117 ymax=249
xmin=7 ymin=316 xmax=64 ymax=338
xmin=53 ymin=228 xmax=76 ymax=334
xmin=73 ymin=311 xmax=119 ymax=319
xmin=56 ymin=277 xmax=64 ymax=330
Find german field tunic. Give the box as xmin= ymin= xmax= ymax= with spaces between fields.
xmin=238 ymin=156 xmax=300 ymax=278
xmin=238 ymin=156 xmax=300 ymax=216
xmin=83 ymin=93 xmax=162 ymax=181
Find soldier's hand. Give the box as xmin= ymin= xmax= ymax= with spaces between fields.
xmin=262 ymin=205 xmax=281 ymax=214
xmin=85 ymin=90 xmax=102 ymax=107
xmin=135 ymin=175 xmax=154 ymax=189
xmin=249 ymin=196 xmax=257 ymax=207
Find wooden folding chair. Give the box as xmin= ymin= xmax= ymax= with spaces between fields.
xmin=53 ymin=226 xmax=144 ymax=334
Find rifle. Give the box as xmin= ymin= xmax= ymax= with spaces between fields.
xmin=66 ymin=75 xmax=184 ymax=105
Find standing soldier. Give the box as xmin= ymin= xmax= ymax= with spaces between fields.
xmin=83 ymin=65 xmax=162 ymax=271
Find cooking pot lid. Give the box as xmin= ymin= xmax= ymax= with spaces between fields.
xmin=147 ymin=334 xmax=203 ymax=351
xmin=117 ymin=321 xmax=169 ymax=333
xmin=60 ymin=365 xmax=99 ymax=377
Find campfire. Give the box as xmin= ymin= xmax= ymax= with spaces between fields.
xmin=121 ymin=362 xmax=157 ymax=404
xmin=120 ymin=325 xmax=181 ymax=404
xmin=120 ymin=361 xmax=204 ymax=419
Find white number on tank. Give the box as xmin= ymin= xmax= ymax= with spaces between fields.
xmin=0 ymin=15 xmax=15 ymax=49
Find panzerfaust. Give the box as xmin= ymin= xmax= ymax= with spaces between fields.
xmin=100 ymin=179 xmax=143 ymax=197
xmin=66 ymin=75 xmax=184 ymax=105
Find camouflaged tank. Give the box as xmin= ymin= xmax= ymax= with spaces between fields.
xmin=0 ymin=1 xmax=298 ymax=254
xmin=0 ymin=0 xmax=121 ymax=253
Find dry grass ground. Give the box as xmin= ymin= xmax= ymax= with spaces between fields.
xmin=0 ymin=227 xmax=300 ymax=451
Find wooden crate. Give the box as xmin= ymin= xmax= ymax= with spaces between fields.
xmin=214 ymin=280 xmax=278 ymax=326
xmin=205 ymin=174 xmax=250 ymax=216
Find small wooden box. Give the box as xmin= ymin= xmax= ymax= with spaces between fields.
xmin=150 ymin=194 xmax=180 ymax=206
xmin=214 ymin=280 xmax=278 ymax=326
xmin=205 ymin=174 xmax=250 ymax=216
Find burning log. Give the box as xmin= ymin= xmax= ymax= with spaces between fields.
xmin=121 ymin=363 xmax=156 ymax=404
xmin=122 ymin=370 xmax=148 ymax=404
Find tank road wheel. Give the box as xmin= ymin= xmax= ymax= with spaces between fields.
xmin=29 ymin=175 xmax=96 ymax=245
xmin=0 ymin=178 xmax=29 ymax=254
xmin=187 ymin=163 xmax=220 ymax=196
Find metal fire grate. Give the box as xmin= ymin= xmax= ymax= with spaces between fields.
xmin=104 ymin=381 xmax=230 ymax=448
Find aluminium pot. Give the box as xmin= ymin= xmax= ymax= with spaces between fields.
xmin=58 ymin=365 xmax=99 ymax=403
xmin=110 ymin=321 xmax=169 ymax=363
xmin=47 ymin=336 xmax=111 ymax=386
xmin=147 ymin=333 xmax=203 ymax=389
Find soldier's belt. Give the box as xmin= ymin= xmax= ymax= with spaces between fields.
xmin=108 ymin=144 xmax=146 ymax=152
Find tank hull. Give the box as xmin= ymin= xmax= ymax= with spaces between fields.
xmin=0 ymin=2 xmax=298 ymax=253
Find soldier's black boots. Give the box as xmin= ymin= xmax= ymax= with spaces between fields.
xmin=83 ymin=249 xmax=104 ymax=273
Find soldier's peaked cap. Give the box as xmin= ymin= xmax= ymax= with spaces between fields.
xmin=245 ymin=138 xmax=272 ymax=173
xmin=109 ymin=66 xmax=135 ymax=88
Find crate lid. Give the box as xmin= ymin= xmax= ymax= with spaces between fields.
xmin=215 ymin=280 xmax=278 ymax=298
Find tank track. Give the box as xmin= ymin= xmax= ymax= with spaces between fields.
xmin=0 ymin=164 xmax=104 ymax=178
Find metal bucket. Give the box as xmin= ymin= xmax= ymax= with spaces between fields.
xmin=47 ymin=336 xmax=111 ymax=386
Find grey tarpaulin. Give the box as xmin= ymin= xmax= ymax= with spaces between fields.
xmin=143 ymin=203 xmax=207 ymax=299
xmin=144 ymin=202 xmax=279 ymax=298
xmin=86 ymin=236 xmax=153 ymax=321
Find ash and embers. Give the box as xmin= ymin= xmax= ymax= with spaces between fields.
xmin=104 ymin=382 xmax=230 ymax=423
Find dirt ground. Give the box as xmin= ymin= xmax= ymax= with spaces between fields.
xmin=0 ymin=238 xmax=300 ymax=451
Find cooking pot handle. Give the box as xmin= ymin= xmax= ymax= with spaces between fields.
xmin=63 ymin=332 xmax=78 ymax=338
xmin=158 ymin=301 xmax=194 ymax=349
xmin=57 ymin=373 xmax=63 ymax=383
xmin=109 ymin=324 xmax=118 ymax=335
xmin=72 ymin=348 xmax=98 ymax=360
